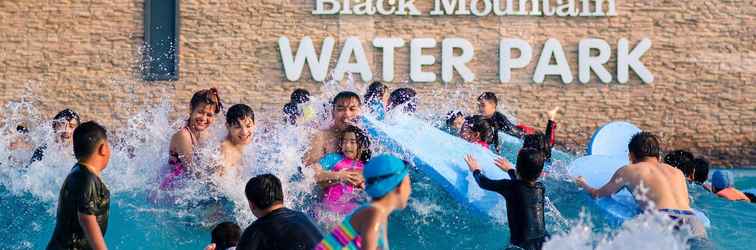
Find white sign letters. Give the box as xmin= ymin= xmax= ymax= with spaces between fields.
xmin=278 ymin=36 xmax=653 ymax=84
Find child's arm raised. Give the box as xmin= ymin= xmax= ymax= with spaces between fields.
xmin=465 ymin=155 xmax=514 ymax=192
xmin=494 ymin=158 xmax=518 ymax=180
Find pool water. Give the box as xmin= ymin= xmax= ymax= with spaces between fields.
xmin=0 ymin=93 xmax=754 ymax=250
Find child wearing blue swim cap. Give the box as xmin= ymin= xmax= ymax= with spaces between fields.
xmin=317 ymin=154 xmax=412 ymax=250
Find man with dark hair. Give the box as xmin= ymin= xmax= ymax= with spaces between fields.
xmin=576 ymin=132 xmax=707 ymax=238
xmin=236 ymin=174 xmax=322 ymax=250
xmin=48 ymin=121 xmax=111 ymax=250
xmin=31 ymin=109 xmax=82 ymax=163
xmin=305 ymin=91 xmax=362 ymax=165
xmin=464 ymin=148 xmax=548 ymax=250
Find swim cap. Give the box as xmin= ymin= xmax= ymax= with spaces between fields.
xmin=363 ymin=154 xmax=409 ymax=198
xmin=711 ymin=170 xmax=733 ymax=190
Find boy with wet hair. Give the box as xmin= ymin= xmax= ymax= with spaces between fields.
xmin=47 ymin=121 xmax=111 ymax=250
xmin=465 ymin=148 xmax=548 ymax=250
xmin=205 ymin=221 xmax=242 ymax=250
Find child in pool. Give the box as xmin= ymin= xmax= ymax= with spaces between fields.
xmin=314 ymin=125 xmax=372 ymax=215
xmin=711 ymin=170 xmax=750 ymax=202
xmin=465 ymin=148 xmax=548 ymax=250
xmin=316 ymin=154 xmax=412 ymax=250
xmin=364 ymin=81 xmax=389 ymax=119
xmin=282 ymin=88 xmax=314 ymax=125
xmin=441 ymin=110 xmax=464 ymax=137
xmin=205 ymin=221 xmax=242 ymax=250
xmin=30 ymin=109 xmax=81 ymax=163
xmin=387 ymin=87 xmax=417 ymax=113
xmin=477 ymin=92 xmax=560 ymax=152
xmin=219 ymin=104 xmax=255 ymax=177
xmin=161 ymin=88 xmax=223 ymax=190
xmin=460 ymin=115 xmax=495 ymax=151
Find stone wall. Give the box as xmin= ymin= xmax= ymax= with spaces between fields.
xmin=0 ymin=1 xmax=753 ymax=166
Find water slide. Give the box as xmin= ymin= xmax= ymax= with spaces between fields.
xmin=568 ymin=121 xmax=711 ymax=226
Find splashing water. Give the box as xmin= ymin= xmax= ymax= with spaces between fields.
xmin=0 ymin=81 xmax=754 ymax=249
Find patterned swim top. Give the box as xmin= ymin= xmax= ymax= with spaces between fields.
xmin=315 ymin=206 xmax=387 ymax=250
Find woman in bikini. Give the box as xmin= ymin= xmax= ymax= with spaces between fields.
xmin=160 ymin=88 xmax=224 ymax=190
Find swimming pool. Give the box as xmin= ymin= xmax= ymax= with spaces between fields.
xmin=0 ymin=98 xmax=754 ymax=250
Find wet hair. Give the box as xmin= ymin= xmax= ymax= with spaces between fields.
xmin=332 ymin=91 xmax=362 ymax=107
xmin=190 ymin=88 xmax=223 ymax=114
xmin=445 ymin=111 xmax=464 ymax=127
xmin=245 ymin=174 xmax=284 ymax=210
xmin=477 ymin=92 xmax=498 ymax=106
xmin=523 ymin=131 xmax=551 ymax=162
xmin=628 ymin=132 xmax=661 ymax=160
xmin=516 ymin=147 xmax=546 ymax=182
xmin=16 ymin=125 xmax=29 ymax=134
xmin=388 ymin=87 xmax=417 ymax=112
xmin=226 ymin=104 xmax=255 ymax=127
xmin=339 ymin=125 xmax=372 ymax=162
xmin=692 ymin=158 xmax=710 ymax=184
xmin=290 ymin=88 xmax=310 ymax=104
xmin=464 ymin=115 xmax=494 ymax=144
xmin=211 ymin=222 xmax=241 ymax=250
xmin=364 ymin=81 xmax=388 ymax=101
xmin=72 ymin=121 xmax=108 ymax=160
xmin=53 ymin=109 xmax=81 ymax=126
xmin=663 ymin=150 xmax=694 ymax=168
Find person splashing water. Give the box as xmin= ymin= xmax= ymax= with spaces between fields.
xmin=160 ymin=88 xmax=223 ymax=190
xmin=305 ymin=91 xmax=362 ymax=166
xmin=218 ymin=104 xmax=255 ymax=178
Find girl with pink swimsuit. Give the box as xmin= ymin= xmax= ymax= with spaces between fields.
xmin=160 ymin=88 xmax=224 ymax=191
xmin=315 ymin=125 xmax=372 ymax=215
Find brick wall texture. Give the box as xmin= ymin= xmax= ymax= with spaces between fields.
xmin=0 ymin=1 xmax=754 ymax=166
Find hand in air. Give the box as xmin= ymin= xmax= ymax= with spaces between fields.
xmin=547 ymin=107 xmax=560 ymax=121
xmin=494 ymin=158 xmax=513 ymax=171
xmin=464 ymin=155 xmax=481 ymax=172
xmin=204 ymin=243 xmax=216 ymax=250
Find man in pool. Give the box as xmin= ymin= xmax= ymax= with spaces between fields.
xmin=576 ymin=132 xmax=707 ymax=238
xmin=305 ymin=91 xmax=363 ymax=187
xmin=47 ymin=121 xmax=111 ymax=250
xmin=236 ymin=174 xmax=323 ymax=250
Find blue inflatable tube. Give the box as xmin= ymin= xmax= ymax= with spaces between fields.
xmin=362 ymin=114 xmax=508 ymax=216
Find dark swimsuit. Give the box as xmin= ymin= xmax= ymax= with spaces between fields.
xmin=473 ymin=169 xmax=547 ymax=250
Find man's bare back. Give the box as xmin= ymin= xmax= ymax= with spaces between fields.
xmin=619 ymin=160 xmax=691 ymax=211
xmin=577 ymin=158 xmax=692 ymax=211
